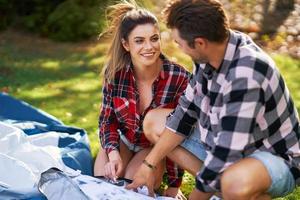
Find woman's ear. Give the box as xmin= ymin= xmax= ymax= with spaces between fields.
xmin=121 ymin=38 xmax=130 ymax=52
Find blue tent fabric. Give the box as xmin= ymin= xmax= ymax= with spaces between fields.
xmin=0 ymin=92 xmax=63 ymax=126
xmin=0 ymin=92 xmax=93 ymax=199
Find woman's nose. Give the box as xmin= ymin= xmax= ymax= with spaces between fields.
xmin=144 ymin=41 xmax=153 ymax=50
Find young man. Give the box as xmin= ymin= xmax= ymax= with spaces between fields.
xmin=126 ymin=0 xmax=300 ymax=199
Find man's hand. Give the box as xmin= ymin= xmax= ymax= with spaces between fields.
xmin=104 ymin=150 xmax=123 ymax=180
xmin=125 ymin=163 xmax=156 ymax=197
xmin=127 ymin=128 xmax=185 ymax=196
xmin=164 ymin=187 xmax=187 ymax=200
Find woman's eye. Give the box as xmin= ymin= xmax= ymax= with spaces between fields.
xmin=135 ymin=40 xmax=143 ymax=44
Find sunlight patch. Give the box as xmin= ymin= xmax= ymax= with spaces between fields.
xmin=69 ymin=79 xmax=99 ymax=92
xmin=88 ymin=57 xmax=105 ymax=67
xmin=21 ymin=88 xmax=61 ymax=99
xmin=41 ymin=61 xmax=60 ymax=69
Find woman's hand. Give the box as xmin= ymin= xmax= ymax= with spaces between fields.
xmin=104 ymin=150 xmax=123 ymax=180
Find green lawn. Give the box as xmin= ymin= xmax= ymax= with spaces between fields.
xmin=1 ymin=30 xmax=300 ymax=199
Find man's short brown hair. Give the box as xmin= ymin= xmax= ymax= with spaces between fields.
xmin=163 ymin=0 xmax=229 ymax=47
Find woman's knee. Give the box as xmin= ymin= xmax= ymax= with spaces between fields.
xmin=143 ymin=108 xmax=171 ymax=143
xmin=143 ymin=110 xmax=160 ymax=143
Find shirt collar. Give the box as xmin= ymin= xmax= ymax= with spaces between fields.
xmin=125 ymin=62 xmax=132 ymax=73
xmin=218 ymin=30 xmax=241 ymax=75
xmin=194 ymin=62 xmax=216 ymax=80
xmin=159 ymin=54 xmax=169 ymax=80
xmin=203 ymin=63 xmax=215 ymax=80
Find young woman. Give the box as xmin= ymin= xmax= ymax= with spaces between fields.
xmin=94 ymin=0 xmax=190 ymax=198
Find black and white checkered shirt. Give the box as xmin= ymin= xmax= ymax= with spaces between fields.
xmin=166 ymin=30 xmax=300 ymax=192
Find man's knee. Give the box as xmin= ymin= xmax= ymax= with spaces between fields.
xmin=221 ymin=165 xmax=254 ymax=199
xmin=221 ymin=158 xmax=272 ymax=200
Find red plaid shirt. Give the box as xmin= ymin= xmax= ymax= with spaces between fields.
xmin=99 ymin=55 xmax=190 ymax=187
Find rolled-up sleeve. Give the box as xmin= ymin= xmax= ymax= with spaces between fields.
xmin=98 ymin=81 xmax=120 ymax=154
xmin=166 ymin=74 xmax=199 ymax=137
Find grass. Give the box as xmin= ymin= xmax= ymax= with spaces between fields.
xmin=0 ymin=29 xmax=105 ymax=157
xmin=1 ymin=29 xmax=300 ymax=199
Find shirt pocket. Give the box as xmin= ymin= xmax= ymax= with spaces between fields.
xmin=113 ymin=97 xmax=132 ymax=125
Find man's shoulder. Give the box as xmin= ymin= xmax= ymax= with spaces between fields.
xmin=226 ymin=47 xmax=276 ymax=83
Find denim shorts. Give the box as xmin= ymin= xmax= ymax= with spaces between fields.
xmin=248 ymin=151 xmax=295 ymax=198
xmin=119 ymin=132 xmax=143 ymax=153
xmin=180 ymin=126 xmax=207 ymax=161
xmin=180 ymin=127 xmax=295 ymax=198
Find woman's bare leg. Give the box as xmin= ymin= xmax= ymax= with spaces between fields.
xmin=124 ymin=148 xmax=165 ymax=189
xmin=143 ymin=108 xmax=172 ymax=143
xmin=94 ymin=144 xmax=109 ymax=176
xmin=94 ymin=141 xmax=134 ymax=177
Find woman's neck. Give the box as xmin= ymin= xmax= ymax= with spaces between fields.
xmin=133 ymin=58 xmax=162 ymax=81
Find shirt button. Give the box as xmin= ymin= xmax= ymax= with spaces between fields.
xmin=194 ymin=88 xmax=197 ymax=95
xmin=125 ymin=101 xmax=129 ymax=106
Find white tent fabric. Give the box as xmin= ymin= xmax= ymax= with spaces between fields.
xmin=0 ymin=121 xmax=78 ymax=196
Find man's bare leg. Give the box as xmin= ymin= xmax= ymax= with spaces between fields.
xmin=221 ymin=157 xmax=271 ymax=200
xmin=182 ymin=152 xmax=272 ymax=200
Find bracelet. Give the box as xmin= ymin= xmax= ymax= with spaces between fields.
xmin=142 ymin=159 xmax=157 ymax=170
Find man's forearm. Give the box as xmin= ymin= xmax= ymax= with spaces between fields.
xmin=145 ymin=128 xmax=185 ymax=166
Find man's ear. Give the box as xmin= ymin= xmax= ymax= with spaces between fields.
xmin=121 ymin=38 xmax=130 ymax=52
xmin=194 ymin=37 xmax=207 ymax=49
